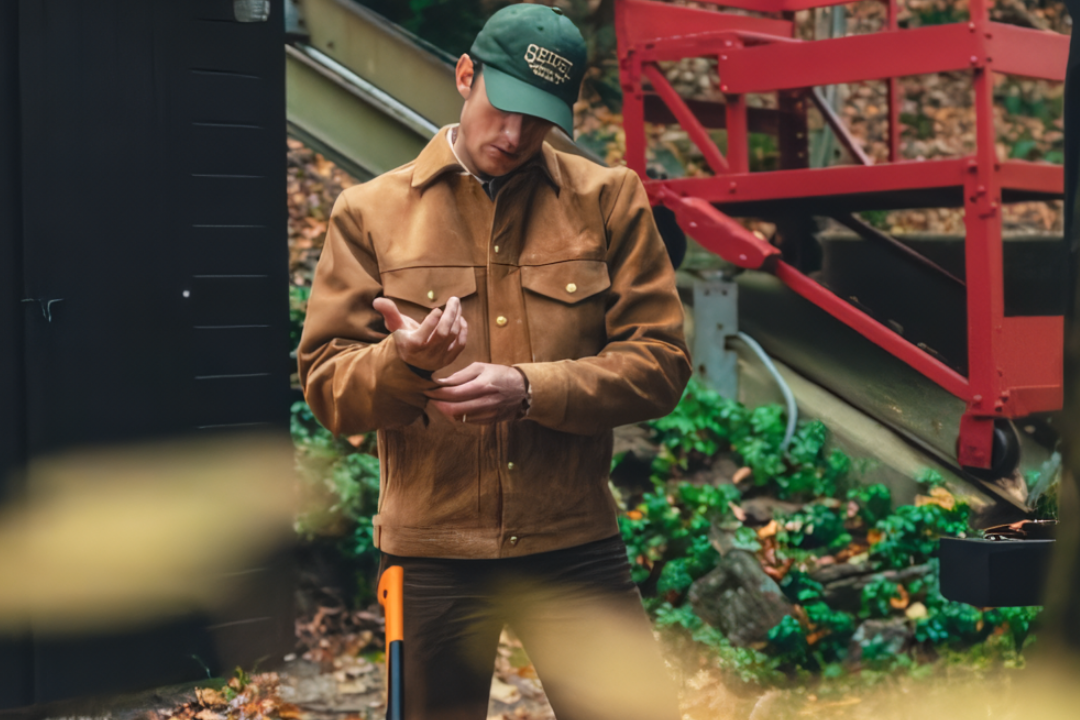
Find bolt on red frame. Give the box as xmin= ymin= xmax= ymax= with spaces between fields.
xmin=616 ymin=0 xmax=1067 ymax=469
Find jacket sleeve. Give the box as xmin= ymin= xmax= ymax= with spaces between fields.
xmin=515 ymin=168 xmax=692 ymax=434
xmin=297 ymin=189 xmax=432 ymax=435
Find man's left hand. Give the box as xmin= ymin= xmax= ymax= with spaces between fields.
xmin=425 ymin=363 xmax=527 ymax=424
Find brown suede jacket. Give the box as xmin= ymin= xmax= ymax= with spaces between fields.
xmin=298 ymin=127 xmax=691 ymax=559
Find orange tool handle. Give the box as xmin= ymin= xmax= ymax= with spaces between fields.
xmin=378 ymin=565 xmax=404 ymax=644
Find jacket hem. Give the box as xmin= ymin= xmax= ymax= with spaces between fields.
xmin=374 ymin=517 xmax=621 ymax=560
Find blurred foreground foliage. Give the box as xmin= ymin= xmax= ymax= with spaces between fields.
xmin=291 ymin=400 xmax=381 ymax=603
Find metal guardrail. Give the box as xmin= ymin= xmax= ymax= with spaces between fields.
xmin=286 ymin=43 xmax=434 ymax=180
xmin=295 ymin=0 xmax=463 ymax=128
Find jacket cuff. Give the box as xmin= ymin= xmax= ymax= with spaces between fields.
xmin=376 ymin=334 xmax=436 ymax=408
xmin=513 ymin=361 xmax=569 ymax=428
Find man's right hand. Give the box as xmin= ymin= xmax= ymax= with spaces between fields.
xmin=373 ymin=296 xmax=468 ymax=371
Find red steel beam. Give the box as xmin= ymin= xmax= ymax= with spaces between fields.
xmin=726 ymin=93 xmax=749 ymax=173
xmin=777 ymin=0 xmax=879 ymax=10
xmin=657 ymin=189 xmax=779 ymax=268
xmin=616 ymin=0 xmax=791 ymax=52
xmin=957 ymin=59 xmax=1004 ymax=467
xmin=775 ymin=261 xmax=971 ymax=399
xmin=650 ymin=157 xmax=969 ymax=205
xmin=647 ymin=158 xmax=1062 ymax=206
xmin=886 ymin=0 xmax=901 ymax=162
xmin=668 ymin=0 xmax=786 ymax=12
xmin=717 ymin=23 xmax=982 ymax=93
xmin=635 ymin=31 xmax=799 ymax=65
xmin=987 ymin=22 xmax=1069 ymax=82
xmin=998 ymin=161 xmax=1064 ymax=196
xmin=674 ymin=0 xmax=871 ymax=12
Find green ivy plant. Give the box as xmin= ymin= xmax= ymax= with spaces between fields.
xmin=615 ymin=380 xmax=1041 ymax=684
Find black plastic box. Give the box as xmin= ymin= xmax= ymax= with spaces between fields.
xmin=939 ymin=537 xmax=1054 ymax=607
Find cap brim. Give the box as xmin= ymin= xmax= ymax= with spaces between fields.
xmin=482 ymin=64 xmax=574 ymax=136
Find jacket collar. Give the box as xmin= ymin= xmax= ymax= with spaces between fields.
xmin=410 ymin=125 xmax=562 ymax=192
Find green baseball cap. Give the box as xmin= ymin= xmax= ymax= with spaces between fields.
xmin=470 ymin=3 xmax=587 ymax=136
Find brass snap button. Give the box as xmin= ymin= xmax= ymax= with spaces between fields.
xmin=494 ymin=245 xmax=500 ymax=253
xmin=496 ymin=316 xmax=508 ymax=326
xmin=509 ymin=536 xmax=519 ymax=545
xmin=566 ymin=283 xmax=577 ymax=294
xmin=507 ymin=461 xmax=515 ymax=470
xmin=427 ymin=290 xmax=435 ymax=301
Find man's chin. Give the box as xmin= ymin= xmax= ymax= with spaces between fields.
xmin=476 ymin=150 xmax=530 ymax=178
xmin=478 ymin=160 xmax=524 ymax=178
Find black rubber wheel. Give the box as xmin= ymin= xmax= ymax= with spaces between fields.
xmin=961 ymin=418 xmax=1022 ymax=481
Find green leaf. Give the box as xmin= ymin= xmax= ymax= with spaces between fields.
xmin=732 ymin=526 xmax=762 ymax=552
xmin=1010 ymin=139 xmax=1038 ymax=160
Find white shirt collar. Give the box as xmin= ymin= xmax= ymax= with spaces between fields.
xmin=447 ymin=124 xmax=487 ymax=184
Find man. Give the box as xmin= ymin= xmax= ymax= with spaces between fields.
xmin=298 ymin=4 xmax=690 ymax=718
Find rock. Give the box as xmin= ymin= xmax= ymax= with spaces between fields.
xmin=809 ymin=560 xmax=872 ymax=585
xmin=611 ymin=425 xmax=658 ymax=491
xmin=688 ymin=550 xmax=795 ymax=647
xmin=686 ymin=455 xmax=740 ymax=487
xmin=739 ymin=496 xmax=803 ymax=526
xmin=815 ymin=564 xmax=931 ymax=613
xmin=849 ymin=617 xmax=913 ymax=663
xmin=707 ymin=520 xmax=744 ymax=556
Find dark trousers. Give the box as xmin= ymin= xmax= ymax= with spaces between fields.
xmin=378 ymin=534 xmax=680 ymax=720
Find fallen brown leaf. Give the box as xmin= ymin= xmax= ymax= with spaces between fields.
xmin=195 ymin=688 xmax=228 ymax=708
xmin=728 ymin=501 xmax=747 ymax=522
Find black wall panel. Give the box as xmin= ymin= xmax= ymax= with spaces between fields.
xmin=0 ymin=0 xmax=35 ymax=709
xmin=4 ymin=0 xmax=293 ymax=706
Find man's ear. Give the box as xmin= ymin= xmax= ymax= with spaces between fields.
xmin=455 ymin=54 xmax=474 ymax=100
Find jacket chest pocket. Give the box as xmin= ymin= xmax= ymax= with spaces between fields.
xmin=381 ymin=265 xmax=478 ymax=319
xmin=521 ymin=259 xmax=610 ymax=361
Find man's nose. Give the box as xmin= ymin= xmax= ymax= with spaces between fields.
xmin=501 ymin=113 xmax=523 ymax=149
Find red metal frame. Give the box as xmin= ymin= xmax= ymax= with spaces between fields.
xmin=616 ymin=0 xmax=1067 ymax=468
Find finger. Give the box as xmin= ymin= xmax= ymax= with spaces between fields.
xmin=426 ymin=375 xmax=499 ymax=402
xmin=425 ymin=381 xmax=487 ymax=402
xmin=428 ymin=397 xmax=499 ymax=419
xmin=430 ymin=297 xmax=461 ymax=344
xmin=447 ymin=313 xmax=463 ymax=343
xmin=373 ymin=297 xmax=405 ymax=332
xmin=413 ymin=306 xmax=444 ymax=342
xmin=445 ymin=326 xmax=467 ymax=357
xmin=446 ymin=318 xmax=468 ymax=355
xmin=425 ymin=400 xmax=457 ymax=421
xmin=457 ymin=405 xmax=507 ymax=423
xmin=436 ymin=362 xmax=485 ymax=387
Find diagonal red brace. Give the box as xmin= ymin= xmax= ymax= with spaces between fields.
xmin=656 ymin=189 xmax=780 ymax=269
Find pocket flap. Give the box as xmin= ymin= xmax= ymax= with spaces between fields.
xmin=381 ymin=266 xmax=478 ymax=309
xmin=521 ymin=260 xmax=611 ymax=305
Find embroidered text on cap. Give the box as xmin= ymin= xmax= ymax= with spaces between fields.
xmin=523 ymin=44 xmax=573 ymax=85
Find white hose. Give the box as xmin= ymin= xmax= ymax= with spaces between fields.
xmin=737 ymin=331 xmax=798 ymax=450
